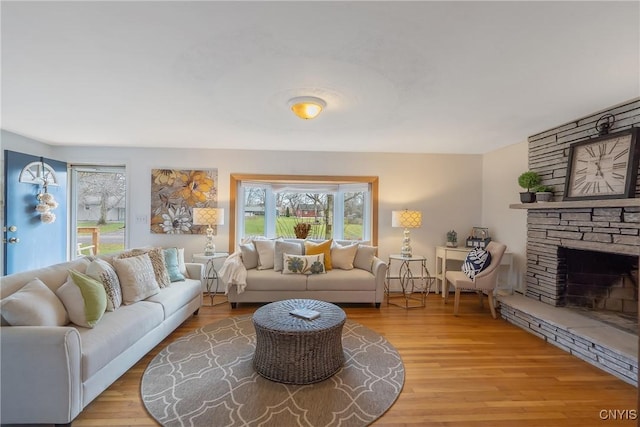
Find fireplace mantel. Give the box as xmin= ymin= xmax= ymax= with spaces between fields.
xmin=510 ymin=198 xmax=640 ymax=210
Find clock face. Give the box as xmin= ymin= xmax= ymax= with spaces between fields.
xmin=567 ymin=134 xmax=633 ymax=198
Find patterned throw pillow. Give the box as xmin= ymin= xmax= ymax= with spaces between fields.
xmin=462 ymin=248 xmax=492 ymax=279
xmin=86 ymin=258 xmax=122 ymax=311
xmin=113 ymin=253 xmax=160 ymax=304
xmin=119 ymin=248 xmax=171 ymax=288
xmin=282 ymin=253 xmax=326 ymax=275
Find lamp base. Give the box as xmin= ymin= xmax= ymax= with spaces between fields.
xmin=204 ymin=225 xmax=216 ymax=256
xmin=400 ymin=228 xmax=412 ymax=257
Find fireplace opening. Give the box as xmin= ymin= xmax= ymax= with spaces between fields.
xmin=560 ymin=247 xmax=638 ymax=334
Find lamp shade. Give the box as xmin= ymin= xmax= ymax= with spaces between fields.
xmin=192 ymin=208 xmax=224 ymax=226
xmin=392 ymin=210 xmax=422 ymax=228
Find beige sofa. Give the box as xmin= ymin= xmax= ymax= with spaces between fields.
xmin=0 ymin=250 xmax=203 ymax=426
xmin=222 ymin=239 xmax=387 ymax=308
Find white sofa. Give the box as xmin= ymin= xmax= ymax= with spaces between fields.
xmin=222 ymin=239 xmax=387 ymax=308
xmin=0 ymin=250 xmax=203 ymax=426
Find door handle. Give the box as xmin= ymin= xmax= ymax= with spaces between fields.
xmin=8 ymin=237 xmax=19 ymax=244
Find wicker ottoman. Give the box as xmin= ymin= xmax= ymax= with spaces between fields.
xmin=252 ymin=299 xmax=346 ymax=384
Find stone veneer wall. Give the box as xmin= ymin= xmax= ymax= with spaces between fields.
xmin=525 ymin=98 xmax=640 ymax=305
xmin=527 ymin=206 xmax=640 ymax=305
xmin=528 ymin=98 xmax=640 ymax=198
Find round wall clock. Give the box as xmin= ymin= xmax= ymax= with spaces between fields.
xmin=564 ymin=128 xmax=640 ymax=200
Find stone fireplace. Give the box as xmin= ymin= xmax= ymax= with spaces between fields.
xmin=499 ymin=98 xmax=640 ymax=386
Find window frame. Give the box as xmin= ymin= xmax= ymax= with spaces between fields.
xmin=229 ymin=174 xmax=378 ymax=250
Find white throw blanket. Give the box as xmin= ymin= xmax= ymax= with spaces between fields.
xmin=219 ymin=251 xmax=248 ymax=294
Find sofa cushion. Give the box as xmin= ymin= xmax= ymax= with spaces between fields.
xmin=306 ymin=268 xmax=376 ymax=291
xmin=56 ymin=270 xmax=107 ymax=328
xmin=163 ymin=248 xmax=186 ymax=282
xmin=245 ymin=269 xmax=307 ymax=291
xmin=113 ymin=253 xmax=160 ymax=304
xmin=0 ymin=278 xmax=69 ymax=326
xmin=304 ymin=239 xmax=333 ymax=270
xmin=331 ymin=243 xmax=358 ymax=270
xmin=354 ymin=245 xmax=377 ymax=272
xmin=274 ymin=241 xmax=303 ymax=272
xmin=86 ymin=258 xmax=122 ymax=311
xmin=145 ymin=279 xmax=201 ymax=319
xmin=78 ymin=301 xmax=164 ymax=381
xmin=282 ymin=253 xmax=326 ymax=275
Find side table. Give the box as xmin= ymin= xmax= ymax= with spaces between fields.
xmin=385 ymin=254 xmax=434 ymax=309
xmin=192 ymin=252 xmax=229 ymax=306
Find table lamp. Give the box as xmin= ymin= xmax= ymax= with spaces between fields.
xmin=392 ymin=209 xmax=422 ymax=257
xmin=192 ymin=207 xmax=224 ymax=255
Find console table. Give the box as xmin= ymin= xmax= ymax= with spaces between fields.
xmin=435 ymin=246 xmax=513 ymax=297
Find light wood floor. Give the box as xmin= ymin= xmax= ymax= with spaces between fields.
xmin=70 ymin=293 xmax=636 ymax=427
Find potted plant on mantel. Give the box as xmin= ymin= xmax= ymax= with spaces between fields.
xmin=534 ymin=184 xmax=554 ymax=202
xmin=518 ymin=171 xmax=541 ymax=203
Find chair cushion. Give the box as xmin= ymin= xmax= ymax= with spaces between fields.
xmin=462 ymin=248 xmax=492 ymax=279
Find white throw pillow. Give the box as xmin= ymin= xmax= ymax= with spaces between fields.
xmin=56 ymin=270 xmax=107 ymax=328
xmin=113 ymin=253 xmax=160 ymax=304
xmin=331 ymin=243 xmax=359 ymax=270
xmin=86 ymin=258 xmax=122 ymax=311
xmin=353 ymin=245 xmax=377 ymax=272
xmin=282 ymin=253 xmax=326 ymax=275
xmin=239 ymin=241 xmax=259 ymax=269
xmin=0 ymin=278 xmax=68 ymax=326
xmin=254 ymin=239 xmax=282 ymax=270
xmin=274 ymin=241 xmax=303 ymax=272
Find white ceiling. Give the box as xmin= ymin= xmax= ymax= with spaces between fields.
xmin=2 ymin=1 xmax=639 ymax=154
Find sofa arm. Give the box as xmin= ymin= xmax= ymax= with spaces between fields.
xmin=372 ymin=256 xmax=388 ymax=304
xmin=185 ymin=262 xmax=205 ymax=280
xmin=1 ymin=326 xmax=83 ymax=424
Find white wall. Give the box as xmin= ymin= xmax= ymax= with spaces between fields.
xmin=481 ymin=140 xmax=528 ymax=292
xmin=3 ymin=130 xmax=533 ymax=282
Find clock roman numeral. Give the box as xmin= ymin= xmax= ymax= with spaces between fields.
xmin=585 ymin=146 xmax=597 ymax=157
xmin=612 ymin=172 xmax=625 ymax=181
xmin=613 ymin=162 xmax=627 ymax=169
xmin=614 ymin=148 xmax=629 ymax=161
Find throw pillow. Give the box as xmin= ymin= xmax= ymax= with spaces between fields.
xmin=56 ymin=270 xmax=107 ymax=328
xmin=282 ymin=253 xmax=326 ymax=275
xmin=353 ymin=245 xmax=377 ymax=272
xmin=304 ymin=239 xmax=333 ymax=270
xmin=462 ymin=248 xmax=492 ymax=280
xmin=177 ymin=248 xmax=190 ymax=278
xmin=163 ymin=248 xmax=186 ymax=282
xmin=239 ymin=241 xmax=259 ymax=269
xmin=254 ymin=239 xmax=282 ymax=270
xmin=118 ymin=248 xmax=171 ymax=288
xmin=0 ymin=278 xmax=68 ymax=326
xmin=86 ymin=258 xmax=122 ymax=311
xmin=113 ymin=253 xmax=160 ymax=304
xmin=331 ymin=242 xmax=359 ymax=270
xmin=274 ymin=241 xmax=303 ymax=272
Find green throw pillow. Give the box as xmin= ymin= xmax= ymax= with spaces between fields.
xmin=56 ymin=269 xmax=107 ymax=328
xmin=164 ymin=248 xmax=185 ymax=282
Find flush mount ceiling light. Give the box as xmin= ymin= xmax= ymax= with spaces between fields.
xmin=288 ymin=96 xmax=326 ymax=120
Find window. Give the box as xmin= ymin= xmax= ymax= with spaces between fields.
xmin=70 ymin=165 xmax=127 ymax=258
xmin=230 ymin=174 xmax=378 ymax=249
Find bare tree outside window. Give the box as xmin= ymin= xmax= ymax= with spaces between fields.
xmin=72 ymin=167 xmax=126 ymax=256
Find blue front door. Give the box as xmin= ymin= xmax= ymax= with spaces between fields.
xmin=3 ymin=150 xmax=68 ymax=275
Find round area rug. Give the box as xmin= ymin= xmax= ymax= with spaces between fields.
xmin=142 ymin=315 xmax=404 ymax=427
